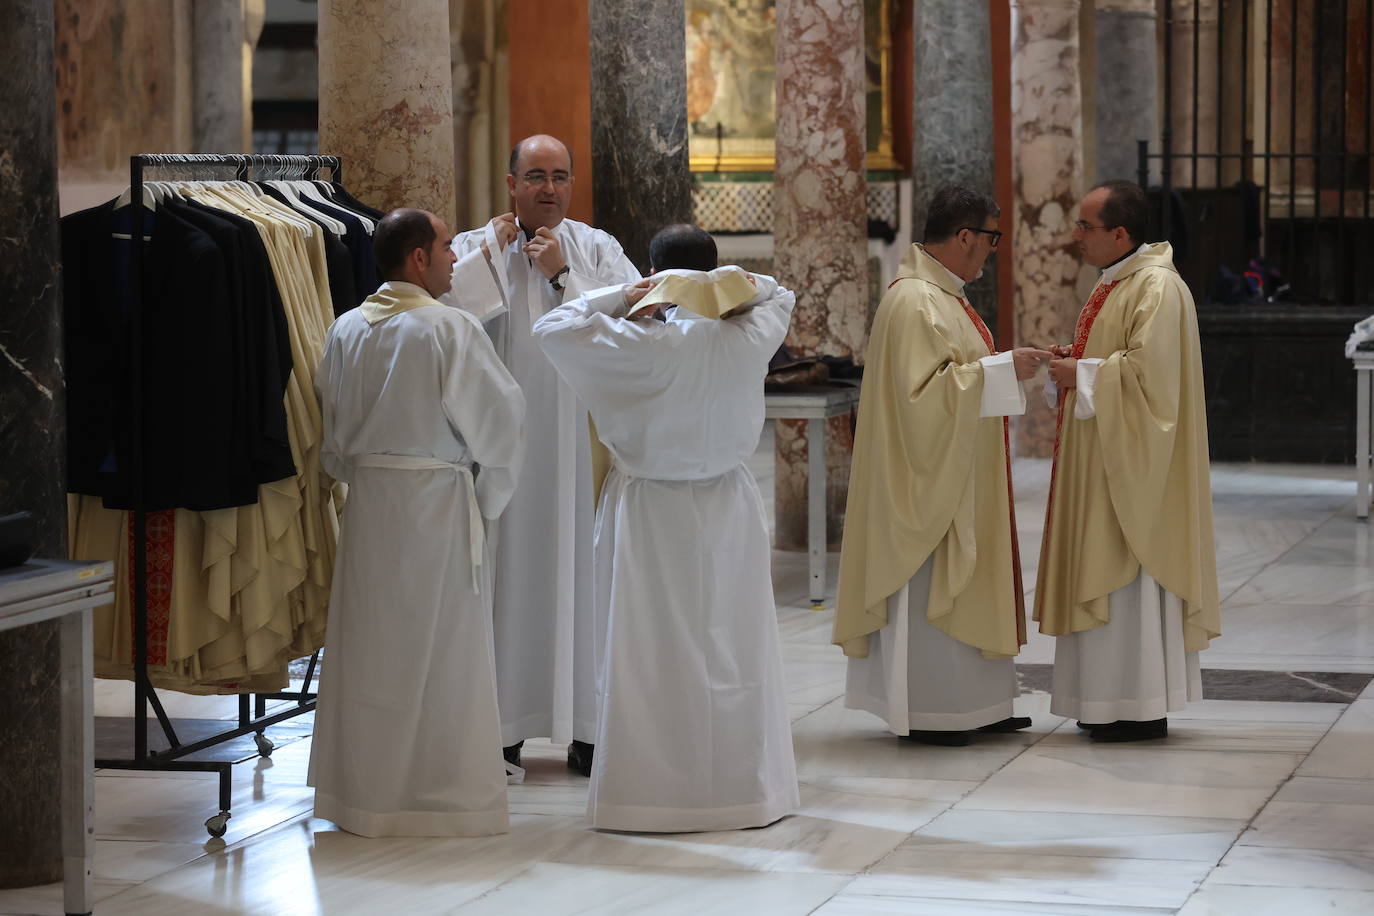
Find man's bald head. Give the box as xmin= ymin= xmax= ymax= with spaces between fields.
xmin=508 ymin=134 xmax=573 ymax=175
xmin=506 ymin=134 xmax=575 ymax=230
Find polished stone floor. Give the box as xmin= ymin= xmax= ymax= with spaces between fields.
xmin=4 ymin=436 xmax=1372 ymax=915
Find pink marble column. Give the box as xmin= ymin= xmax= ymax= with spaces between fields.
xmin=1167 ymin=0 xmax=1221 ymax=188
xmin=319 ymin=0 xmax=457 ymax=227
xmin=773 ymin=0 xmax=868 ymax=550
xmin=1012 ymin=0 xmax=1085 ymax=457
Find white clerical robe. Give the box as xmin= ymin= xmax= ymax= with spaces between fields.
xmin=308 ymin=282 xmax=526 ymax=836
xmin=442 ymin=218 xmax=640 ymax=745
xmin=532 ymin=275 xmax=801 ymax=832
xmin=1045 ymin=246 xmax=1202 ymax=722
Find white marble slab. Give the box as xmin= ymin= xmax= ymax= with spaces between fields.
xmin=1035 ymin=715 xmax=1334 ymax=754
xmin=450 ymin=862 xmax=851 ymax=915
xmin=954 ymin=745 xmax=1304 ymax=819
xmin=842 ymin=846 xmax=1210 ymax=909
xmin=1202 ymin=604 xmax=1374 ymax=673
xmin=1209 ymin=845 xmax=1374 ymax=891
xmin=1225 ymin=563 xmax=1374 ymax=608
xmin=1297 ymin=699 xmax=1374 ymax=779
xmin=1238 ymin=776 xmax=1374 ymax=852
xmin=816 ymin=898 xmax=1172 ymax=916
xmin=92 ymin=813 xmax=588 ymax=916
xmin=1178 ymin=884 xmax=1374 ymax=915
xmin=901 ymin=809 xmax=1245 ymax=862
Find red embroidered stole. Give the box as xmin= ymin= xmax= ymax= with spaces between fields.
xmin=1040 ymin=279 xmax=1119 ymax=572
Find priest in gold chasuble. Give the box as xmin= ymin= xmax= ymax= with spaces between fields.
xmin=834 ymin=188 xmax=1050 ymax=746
xmin=1038 ymin=181 xmax=1221 ymax=743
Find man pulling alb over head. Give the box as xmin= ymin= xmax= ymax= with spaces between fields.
xmin=532 ymin=224 xmax=800 ymax=832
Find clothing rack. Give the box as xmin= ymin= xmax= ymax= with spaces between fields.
xmin=94 ymin=153 xmax=343 ymax=838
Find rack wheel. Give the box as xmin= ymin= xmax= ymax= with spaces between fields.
xmin=205 ymin=812 xmax=230 ymax=838
xmin=254 ymin=732 xmax=275 ymax=757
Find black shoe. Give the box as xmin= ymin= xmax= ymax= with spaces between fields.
xmin=1090 ymin=718 xmax=1167 ymax=742
xmin=977 ymin=716 xmax=1032 ymax=733
xmin=503 ymin=742 xmax=524 ymax=768
xmin=902 ymin=729 xmax=972 ymax=747
xmin=567 ymin=739 xmax=594 ymax=776
xmin=1076 ymin=721 xmax=1108 ymax=730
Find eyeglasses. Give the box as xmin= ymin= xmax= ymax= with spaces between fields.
xmin=518 ymin=171 xmax=571 ymax=188
xmin=1074 ymin=221 xmax=1116 ymax=233
xmin=960 ymin=227 xmax=1002 ymax=248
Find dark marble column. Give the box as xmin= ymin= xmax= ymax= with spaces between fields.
xmin=0 ymin=0 xmax=67 ymax=890
xmin=588 ymin=0 xmax=692 ymax=272
xmin=912 ymin=0 xmax=999 ymax=333
xmin=1094 ymin=0 xmax=1158 ymax=184
xmin=773 ymin=0 xmax=868 ymax=551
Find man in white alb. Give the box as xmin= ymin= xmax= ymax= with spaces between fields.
xmin=441 ymin=134 xmax=640 ymax=775
xmin=533 ymin=224 xmax=800 ymax=831
xmin=309 ymin=208 xmax=526 ymax=836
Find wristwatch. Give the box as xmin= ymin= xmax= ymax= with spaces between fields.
xmin=549 ymin=265 xmax=571 ymax=291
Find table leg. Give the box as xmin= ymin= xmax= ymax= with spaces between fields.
xmin=60 ymin=610 xmax=93 ymax=916
xmin=1358 ymin=368 xmax=1370 ymax=521
xmin=808 ymin=418 xmax=826 ymax=605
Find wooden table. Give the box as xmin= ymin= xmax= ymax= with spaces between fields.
xmin=765 ymin=386 xmax=861 ymax=605
xmin=0 ymin=559 xmax=114 ymax=916
xmin=1356 ymin=352 xmax=1374 ymax=519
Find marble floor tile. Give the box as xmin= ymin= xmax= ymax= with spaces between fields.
xmin=93 ymin=739 xmax=316 ymax=844
xmin=450 ymin=862 xmax=851 ymax=915
xmin=1208 ymin=845 xmax=1374 ymax=890
xmin=547 ymin=778 xmax=947 ymax=875
xmin=902 ymin=809 xmax=1245 ymax=862
xmin=954 ymin=745 xmax=1304 ymax=820
xmin=815 ymin=897 xmax=1172 ymax=916
xmin=1297 ymin=699 xmax=1374 ymax=779
xmin=1201 ymin=604 xmax=1374 ymax=673
xmin=1278 ymin=515 xmax=1374 ymax=566
xmin=1166 ymin=698 xmax=1345 ymax=724
xmin=841 ymin=846 xmax=1210 ymax=909
xmin=92 ymin=813 xmax=588 ymax=916
xmin=0 ymin=878 xmax=137 ymax=916
xmin=1237 ymin=776 xmax=1374 ymax=852
xmin=1224 ymin=563 xmax=1374 ymax=608
xmin=1177 ymin=884 xmax=1374 ymax=916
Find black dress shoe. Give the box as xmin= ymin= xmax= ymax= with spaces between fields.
xmin=567 ymin=739 xmax=594 ymax=776
xmin=902 ymin=729 xmax=972 ymax=746
xmin=1090 ymin=718 xmax=1167 ymax=742
xmin=977 ymin=716 xmax=1032 ymax=733
xmin=1076 ymin=721 xmax=1108 ymax=730
xmin=503 ymin=742 xmax=524 ymax=768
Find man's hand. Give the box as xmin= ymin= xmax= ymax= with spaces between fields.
xmin=1012 ymin=347 xmax=1053 ymax=381
xmin=1049 ymin=344 xmax=1073 ymax=358
xmin=1048 ymin=356 xmax=1078 ymax=389
xmin=624 ymin=278 xmax=655 ymax=309
xmin=526 ymin=226 xmax=567 ymax=279
xmin=490 ymin=212 xmax=518 ymax=250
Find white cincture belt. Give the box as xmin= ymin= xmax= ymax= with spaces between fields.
xmin=352 ymin=454 xmax=485 ymax=593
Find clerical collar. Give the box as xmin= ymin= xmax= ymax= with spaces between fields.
xmin=1099 ymin=243 xmax=1150 ymax=283
xmin=517 ymin=219 xmax=562 ymax=241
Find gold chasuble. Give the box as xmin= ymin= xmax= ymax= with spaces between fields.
xmin=1034 ymin=242 xmax=1220 ymax=651
xmin=360 ymin=281 xmax=440 ymax=324
xmin=833 ymin=244 xmax=1026 ymax=660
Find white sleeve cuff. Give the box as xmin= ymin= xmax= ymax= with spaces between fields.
xmin=1074 ymin=358 xmax=1105 ymax=419
xmin=582 ymin=284 xmax=629 ymax=317
xmin=440 ymin=245 xmax=508 ymax=321
xmin=979 ymin=352 xmax=1028 ymax=417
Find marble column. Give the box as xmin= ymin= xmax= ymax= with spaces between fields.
xmin=588 ymin=0 xmax=692 ymax=272
xmin=319 ymin=0 xmax=457 ymax=228
xmin=912 ymin=0 xmax=999 ymax=333
xmin=773 ymin=0 xmax=868 ymax=551
xmin=192 ymin=0 xmax=264 ymax=152
xmin=1012 ymin=0 xmax=1086 ymax=457
xmin=1094 ymin=0 xmax=1158 ymax=184
xmin=1167 ymin=0 xmax=1220 ymax=188
xmin=0 ymin=0 xmax=66 ymax=889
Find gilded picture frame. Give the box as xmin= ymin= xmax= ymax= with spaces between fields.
xmin=686 ymin=0 xmax=898 ymax=173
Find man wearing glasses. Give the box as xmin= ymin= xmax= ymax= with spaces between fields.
xmin=441 ymin=134 xmax=640 ymax=777
xmin=835 ymin=186 xmax=1050 ymax=746
xmin=1037 ymin=180 xmax=1220 ymax=742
